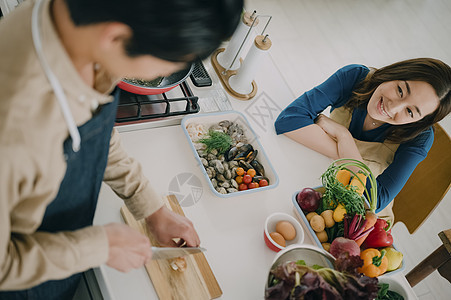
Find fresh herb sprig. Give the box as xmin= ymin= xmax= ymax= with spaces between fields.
xmin=199 ymin=129 xmax=233 ymax=154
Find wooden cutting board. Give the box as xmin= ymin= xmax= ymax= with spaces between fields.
xmin=120 ymin=195 xmax=222 ymax=300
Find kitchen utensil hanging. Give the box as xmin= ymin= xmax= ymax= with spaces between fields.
xmin=211 ymin=11 xmax=272 ymax=101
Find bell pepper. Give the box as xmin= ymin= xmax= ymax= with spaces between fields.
xmin=362 ymin=218 xmax=393 ymax=248
xmin=383 ymin=247 xmax=404 ymax=271
xmin=358 ymin=248 xmax=388 ymax=277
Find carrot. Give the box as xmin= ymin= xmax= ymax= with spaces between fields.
xmin=355 ymin=210 xmax=377 ymax=246
xmin=336 ymin=169 xmax=351 ymax=187
xmin=349 ymin=173 xmax=367 ymax=196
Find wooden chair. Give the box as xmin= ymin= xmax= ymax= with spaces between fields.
xmin=406 ymin=229 xmax=451 ymax=287
xmin=392 ymin=123 xmax=451 ymax=234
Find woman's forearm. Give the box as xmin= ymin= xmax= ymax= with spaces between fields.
xmin=335 ymin=131 xmax=363 ymax=161
xmin=283 ymin=123 xmax=363 ymax=167
xmin=283 ymin=124 xmax=341 ymax=159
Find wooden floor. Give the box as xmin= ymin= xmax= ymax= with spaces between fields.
xmin=245 ymin=0 xmax=451 ymax=299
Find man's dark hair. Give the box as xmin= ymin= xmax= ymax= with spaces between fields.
xmin=65 ymin=0 xmax=244 ymax=62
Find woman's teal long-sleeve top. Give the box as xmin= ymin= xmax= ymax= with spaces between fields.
xmin=275 ymin=64 xmax=434 ymax=212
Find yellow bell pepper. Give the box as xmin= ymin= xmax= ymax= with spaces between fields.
xmin=383 ymin=247 xmax=403 ymax=271
xmin=333 ymin=203 xmax=347 ymax=222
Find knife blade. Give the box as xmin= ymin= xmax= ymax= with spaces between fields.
xmin=151 ymin=247 xmax=206 ymax=260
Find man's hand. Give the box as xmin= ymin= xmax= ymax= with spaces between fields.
xmin=145 ymin=206 xmax=200 ymax=247
xmin=104 ymin=223 xmax=152 ymax=272
xmin=315 ymin=114 xmax=350 ymax=140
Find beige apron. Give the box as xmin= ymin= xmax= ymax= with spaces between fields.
xmin=330 ymin=107 xmax=400 ymax=221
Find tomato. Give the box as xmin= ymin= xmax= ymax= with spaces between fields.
xmin=235 ymin=175 xmax=243 ymax=184
xmin=239 ymin=183 xmax=248 ymax=191
xmin=243 ymin=174 xmax=252 ymax=184
xmin=236 ymin=167 xmax=245 ymax=176
xmin=259 ymin=179 xmax=269 ymax=187
xmin=248 ymin=182 xmax=259 ymax=189
xmin=246 ymin=168 xmax=256 ymax=177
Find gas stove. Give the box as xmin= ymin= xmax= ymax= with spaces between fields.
xmin=115 ymin=81 xmax=199 ymax=131
xmin=114 ymin=58 xmax=233 ymax=132
xmin=115 ymin=68 xmax=233 ymax=133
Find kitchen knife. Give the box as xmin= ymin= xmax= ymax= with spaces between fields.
xmin=151 ymin=247 xmax=206 ymax=260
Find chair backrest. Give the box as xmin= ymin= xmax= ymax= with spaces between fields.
xmin=393 ymin=123 xmax=451 ymax=234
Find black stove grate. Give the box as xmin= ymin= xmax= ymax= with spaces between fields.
xmin=115 ymin=81 xmax=199 ymax=123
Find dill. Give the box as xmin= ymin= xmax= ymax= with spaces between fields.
xmin=199 ymin=130 xmax=233 ymax=154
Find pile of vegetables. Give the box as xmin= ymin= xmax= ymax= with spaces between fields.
xmin=265 ymin=253 xmax=380 ymax=300
xmin=295 ymin=159 xmax=404 ymax=278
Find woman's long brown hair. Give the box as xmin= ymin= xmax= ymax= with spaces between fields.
xmin=345 ymin=58 xmax=451 ymax=143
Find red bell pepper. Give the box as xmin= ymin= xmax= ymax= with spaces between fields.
xmin=362 ymin=218 xmax=393 ymax=248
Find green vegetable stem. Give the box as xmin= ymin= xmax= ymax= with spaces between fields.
xmin=321 ymin=158 xmax=378 ymax=213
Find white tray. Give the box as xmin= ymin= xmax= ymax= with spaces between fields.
xmin=181 ymin=111 xmax=279 ymax=198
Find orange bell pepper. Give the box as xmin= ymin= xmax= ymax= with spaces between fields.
xmin=336 ymin=169 xmax=351 ymax=187
xmin=358 ymin=248 xmax=388 ymax=277
xmin=348 ymin=173 xmax=367 ymax=196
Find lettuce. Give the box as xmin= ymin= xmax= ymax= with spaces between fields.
xmin=265 ymin=253 xmax=378 ymax=300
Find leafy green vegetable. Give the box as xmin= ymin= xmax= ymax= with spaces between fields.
xmin=199 ymin=129 xmax=232 ymax=154
xmin=265 ymin=253 xmax=379 ymax=300
xmin=321 ymin=159 xmax=378 ymax=214
xmin=296 ymin=260 xmax=306 ymax=266
xmin=376 ymin=283 xmax=404 ymax=300
xmin=312 ymin=264 xmax=324 ymax=270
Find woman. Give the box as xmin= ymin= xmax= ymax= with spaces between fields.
xmin=275 ymin=58 xmax=451 ymax=214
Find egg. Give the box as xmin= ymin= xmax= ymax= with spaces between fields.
xmin=276 ymin=221 xmax=296 ymax=241
xmin=269 ymin=232 xmax=286 ymax=247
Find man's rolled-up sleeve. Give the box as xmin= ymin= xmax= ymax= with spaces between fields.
xmin=0 ymin=148 xmax=109 ymax=290
xmin=103 ymin=128 xmax=164 ymax=220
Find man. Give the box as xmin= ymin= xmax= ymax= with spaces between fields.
xmin=0 ymin=0 xmax=242 ymax=298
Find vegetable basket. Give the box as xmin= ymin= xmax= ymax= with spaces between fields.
xmin=291 ymin=191 xmax=405 ymax=276
xmin=292 ymin=158 xmax=405 ymax=276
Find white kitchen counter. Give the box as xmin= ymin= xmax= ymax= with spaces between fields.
xmin=93 ymin=53 xmax=417 ymax=299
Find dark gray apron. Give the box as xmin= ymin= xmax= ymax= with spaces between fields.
xmin=1 ymin=90 xmax=119 ymax=299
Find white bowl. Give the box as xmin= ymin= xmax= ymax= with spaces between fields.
xmin=264 ymin=212 xmax=305 ymax=252
xmin=378 ymin=276 xmax=410 ymax=299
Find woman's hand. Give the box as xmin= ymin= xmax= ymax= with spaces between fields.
xmin=315 ymin=114 xmax=364 ymax=166
xmin=315 ymin=114 xmax=350 ymax=140
xmin=145 ymin=206 xmax=200 ymax=248
xmin=104 ymin=223 xmax=152 ymax=272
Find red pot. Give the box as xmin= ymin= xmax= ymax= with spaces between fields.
xmin=117 ymin=63 xmax=193 ymax=95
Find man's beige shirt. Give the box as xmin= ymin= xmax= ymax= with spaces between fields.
xmin=0 ymin=0 xmax=163 ymax=290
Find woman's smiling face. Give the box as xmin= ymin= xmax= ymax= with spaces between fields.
xmin=367 ymin=80 xmax=440 ymax=125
